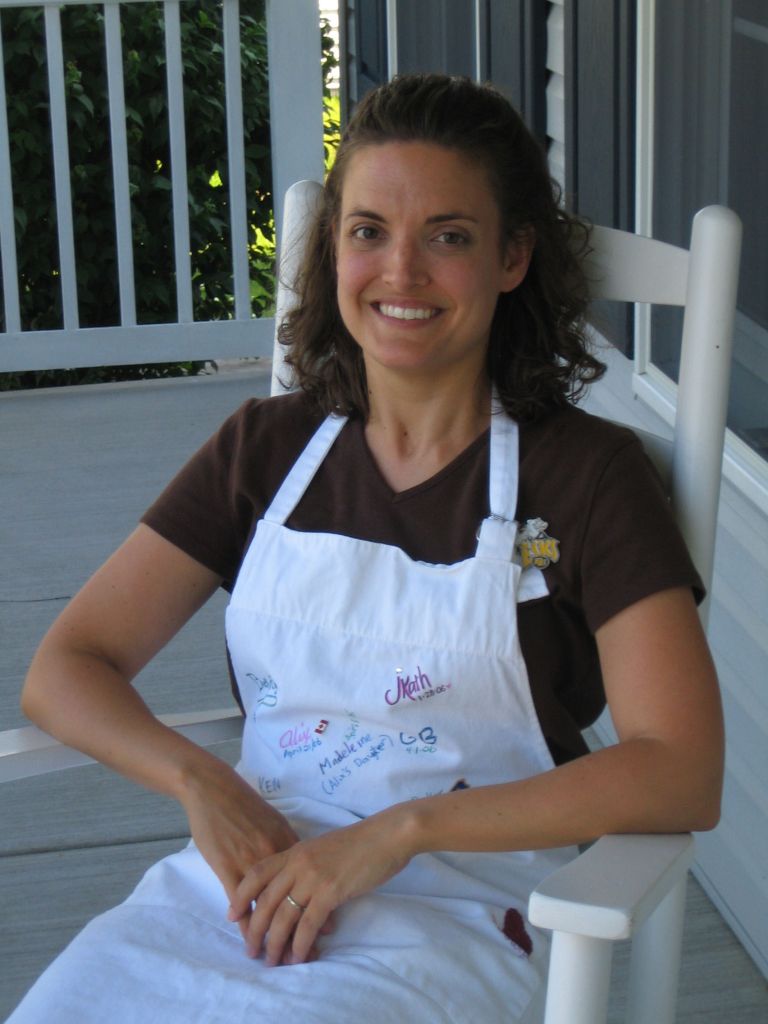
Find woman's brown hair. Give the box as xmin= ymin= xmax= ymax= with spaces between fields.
xmin=280 ymin=73 xmax=604 ymax=420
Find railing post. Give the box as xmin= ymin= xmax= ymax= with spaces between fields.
xmin=266 ymin=0 xmax=325 ymax=252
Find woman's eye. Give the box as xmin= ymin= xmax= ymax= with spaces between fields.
xmin=351 ymin=225 xmax=380 ymax=242
xmin=435 ymin=231 xmax=467 ymax=246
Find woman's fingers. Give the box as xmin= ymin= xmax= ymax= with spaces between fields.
xmin=262 ymin=892 xmax=313 ymax=965
xmin=229 ymin=818 xmax=411 ymax=966
xmin=289 ymin=899 xmax=332 ymax=965
xmin=230 ymin=857 xmax=333 ymax=966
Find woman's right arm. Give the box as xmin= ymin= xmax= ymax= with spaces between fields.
xmin=21 ymin=523 xmax=300 ymax=904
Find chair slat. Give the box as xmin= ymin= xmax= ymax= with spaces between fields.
xmin=586 ymin=225 xmax=689 ymax=306
xmin=0 ymin=710 xmax=243 ymax=783
xmin=270 ymin=179 xmax=323 ymax=394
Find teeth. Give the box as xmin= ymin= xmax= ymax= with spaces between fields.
xmin=379 ymin=303 xmax=437 ymax=321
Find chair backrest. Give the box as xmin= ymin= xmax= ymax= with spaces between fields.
xmin=270 ymin=180 xmax=324 ymax=396
xmin=585 ymin=208 xmax=742 ymax=623
xmin=271 ymin=184 xmax=743 ymax=624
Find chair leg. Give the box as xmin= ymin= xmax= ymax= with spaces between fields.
xmin=543 ymin=931 xmax=613 ymax=1024
xmin=626 ymin=876 xmax=687 ymax=1024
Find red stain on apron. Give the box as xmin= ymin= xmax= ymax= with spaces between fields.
xmin=500 ymin=908 xmax=533 ymax=957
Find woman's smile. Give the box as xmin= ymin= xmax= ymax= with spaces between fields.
xmin=375 ymin=302 xmax=441 ymax=322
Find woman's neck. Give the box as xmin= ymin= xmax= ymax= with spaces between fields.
xmin=363 ymin=370 xmax=491 ymax=492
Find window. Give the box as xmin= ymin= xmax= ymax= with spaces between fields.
xmin=637 ymin=0 xmax=768 ymax=503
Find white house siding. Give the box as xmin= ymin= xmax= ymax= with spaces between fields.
xmin=545 ymin=0 xmax=768 ymax=978
xmin=545 ymin=1 xmax=566 ymax=188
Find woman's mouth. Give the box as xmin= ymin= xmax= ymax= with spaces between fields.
xmin=376 ymin=303 xmax=439 ymax=321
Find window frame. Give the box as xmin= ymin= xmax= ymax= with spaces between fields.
xmin=633 ymin=0 xmax=768 ymax=513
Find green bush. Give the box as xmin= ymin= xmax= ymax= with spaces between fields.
xmin=0 ymin=2 xmax=338 ymax=390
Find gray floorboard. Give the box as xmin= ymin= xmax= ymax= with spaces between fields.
xmin=1 ymin=837 xmax=188 ymax=1020
xmin=607 ymin=878 xmax=768 ymax=1023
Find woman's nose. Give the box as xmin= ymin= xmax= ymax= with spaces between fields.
xmin=382 ymin=237 xmax=429 ymax=289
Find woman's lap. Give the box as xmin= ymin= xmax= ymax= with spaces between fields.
xmin=7 ymin=845 xmax=548 ymax=1024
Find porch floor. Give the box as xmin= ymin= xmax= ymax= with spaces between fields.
xmin=1 ymin=366 xmax=766 ymax=1020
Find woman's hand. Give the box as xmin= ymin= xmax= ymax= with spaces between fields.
xmin=178 ymin=758 xmax=301 ymax=941
xmin=179 ymin=758 xmax=342 ymax=963
xmin=228 ymin=811 xmax=414 ymax=966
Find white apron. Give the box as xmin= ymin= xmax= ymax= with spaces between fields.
xmin=9 ymin=407 xmax=576 ymax=1024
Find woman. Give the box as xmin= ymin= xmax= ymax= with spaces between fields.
xmin=12 ymin=75 xmax=723 ymax=1023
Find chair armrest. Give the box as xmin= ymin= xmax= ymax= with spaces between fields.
xmin=528 ymin=833 xmax=694 ymax=940
xmin=0 ymin=708 xmax=244 ymax=784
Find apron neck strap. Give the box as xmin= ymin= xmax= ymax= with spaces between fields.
xmin=488 ymin=395 xmax=519 ymax=522
xmin=264 ymin=412 xmax=348 ymax=525
xmin=475 ymin=397 xmax=520 ymax=561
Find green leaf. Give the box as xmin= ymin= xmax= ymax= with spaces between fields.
xmin=75 ymin=92 xmax=95 ymax=116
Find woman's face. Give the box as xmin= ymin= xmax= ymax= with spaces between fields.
xmin=334 ymin=141 xmax=530 ymax=385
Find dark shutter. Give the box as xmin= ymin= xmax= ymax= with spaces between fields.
xmin=488 ymin=0 xmax=547 ymax=141
xmin=565 ymin=0 xmax=636 ymax=350
xmin=343 ymin=0 xmax=389 ymax=111
xmin=344 ymin=0 xmax=546 ymax=137
xmin=395 ymin=0 xmax=476 ymax=77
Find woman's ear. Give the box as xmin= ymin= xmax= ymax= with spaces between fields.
xmin=500 ymin=229 xmax=535 ymax=293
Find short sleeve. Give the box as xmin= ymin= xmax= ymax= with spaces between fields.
xmin=578 ymin=436 xmax=704 ymax=633
xmin=141 ymin=403 xmax=257 ymax=588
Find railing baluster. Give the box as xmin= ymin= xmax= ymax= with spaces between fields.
xmin=103 ymin=1 xmax=136 ymax=326
xmin=163 ymin=0 xmax=194 ymax=324
xmin=44 ymin=3 xmax=79 ymax=330
xmin=0 ymin=12 xmax=22 ymax=333
xmin=222 ymin=0 xmax=250 ymax=321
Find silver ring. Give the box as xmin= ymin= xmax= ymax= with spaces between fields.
xmin=285 ymin=893 xmax=307 ymax=912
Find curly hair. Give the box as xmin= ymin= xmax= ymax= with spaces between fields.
xmin=280 ymin=73 xmax=604 ymax=421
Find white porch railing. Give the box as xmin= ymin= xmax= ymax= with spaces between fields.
xmin=0 ymin=0 xmax=325 ymax=372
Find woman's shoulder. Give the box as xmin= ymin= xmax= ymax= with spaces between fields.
xmin=175 ymin=390 xmax=328 ymax=492
xmin=518 ymin=403 xmax=667 ymax=525
xmin=222 ymin=389 xmax=327 ymax=447
xmin=140 ymin=390 xmax=328 ymax=586
xmin=520 ymin=403 xmax=642 ymax=465
xmin=518 ymin=402 xmax=701 ymax=633
xmin=202 ymin=389 xmax=333 ymax=509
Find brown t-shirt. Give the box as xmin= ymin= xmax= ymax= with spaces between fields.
xmin=142 ymin=390 xmax=702 ymax=764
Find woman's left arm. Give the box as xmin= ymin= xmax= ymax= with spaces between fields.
xmin=231 ymin=585 xmax=724 ymax=964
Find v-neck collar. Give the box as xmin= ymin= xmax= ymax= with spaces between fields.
xmin=352 ymin=418 xmax=491 ymax=503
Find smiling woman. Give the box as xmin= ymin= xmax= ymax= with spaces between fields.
xmin=10 ymin=74 xmax=723 ymax=1024
xmin=282 ymin=74 xmax=603 ymax=427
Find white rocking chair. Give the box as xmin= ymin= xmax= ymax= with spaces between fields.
xmin=0 ymin=184 xmax=741 ymax=1024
